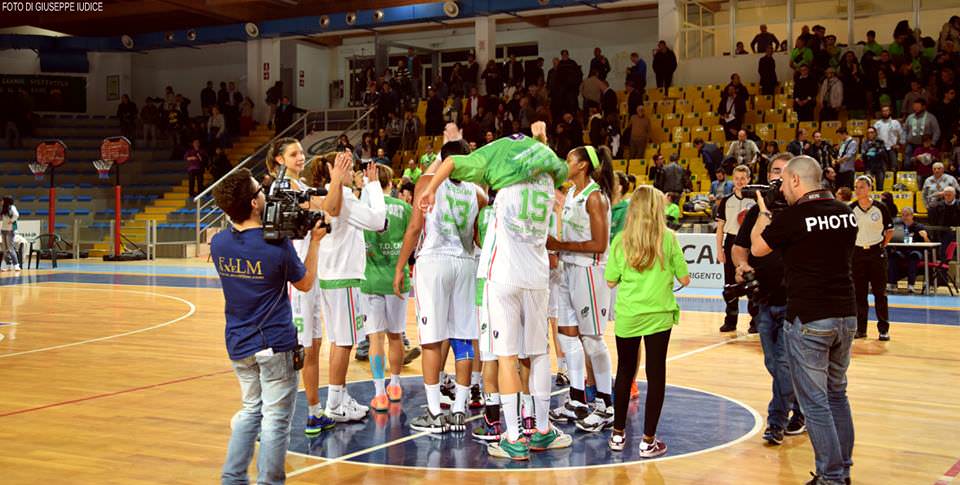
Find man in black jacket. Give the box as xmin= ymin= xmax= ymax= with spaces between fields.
xmin=600 ymin=79 xmax=619 ymax=123
xmin=793 ymin=65 xmax=818 ymax=122
xmin=589 ymin=47 xmax=611 ymax=81
xmin=652 ymin=41 xmax=678 ymax=90
xmin=201 ymin=81 xmax=217 ymax=116
xmin=625 ymin=81 xmax=644 ymax=119
xmin=425 ymin=87 xmax=444 ymax=136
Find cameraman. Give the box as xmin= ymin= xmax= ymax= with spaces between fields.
xmin=731 ymin=152 xmax=805 ymax=445
xmin=211 ymin=168 xmax=326 ymax=485
xmin=751 ymin=156 xmax=858 ymax=485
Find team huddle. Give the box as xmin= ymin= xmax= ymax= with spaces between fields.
xmin=269 ymin=121 xmax=678 ymax=460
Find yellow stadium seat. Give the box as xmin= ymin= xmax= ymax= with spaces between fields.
xmin=883 ymin=171 xmax=894 ymax=191
xmin=674 ymin=99 xmax=693 ymax=114
xmin=847 ymin=119 xmax=867 ymax=137
xmin=684 ymin=87 xmax=703 ymax=102
xmin=644 ymin=146 xmax=659 ymax=159
xmin=680 ymin=142 xmax=699 ymax=159
xmin=691 ymin=125 xmax=710 ymax=142
xmin=667 ymin=86 xmax=684 ymax=99
xmin=658 ymin=100 xmax=676 ymax=115
xmin=661 ymin=113 xmax=681 ymax=130
xmin=613 ymin=159 xmax=629 ymax=172
xmin=755 ymin=95 xmax=774 ymax=112
xmin=672 ymin=126 xmax=691 ymax=143
xmin=774 ymin=94 xmax=792 ymax=110
xmin=820 ymin=120 xmax=841 ymax=143
xmin=693 ymin=99 xmax=714 ymax=114
xmin=682 ymin=112 xmax=702 ymax=127
xmin=756 ymin=123 xmax=775 ymax=142
xmin=798 ymin=121 xmax=819 ymax=134
xmin=660 ymin=143 xmax=679 ymax=158
xmin=897 ymin=172 xmax=919 ymax=192
xmin=701 ymin=112 xmax=720 ymax=127
xmin=784 ymin=110 xmax=799 ymax=122
xmin=776 ymin=122 xmax=797 ymax=141
xmin=745 ymin=110 xmax=763 ymax=124
xmin=709 ymin=125 xmax=726 ymax=142
xmin=746 ymin=83 xmax=759 ymax=96
xmin=892 ymin=192 xmax=913 ymax=212
xmin=650 ymin=114 xmax=664 ymax=130
xmin=915 ymin=191 xmax=928 ymax=216
xmin=655 ymin=128 xmax=673 ymax=144
xmin=646 ymin=88 xmax=665 ymax=102
xmin=764 ymin=109 xmax=784 ymax=123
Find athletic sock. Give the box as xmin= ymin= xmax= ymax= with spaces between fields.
xmin=570 ymin=387 xmax=587 ymax=404
xmin=390 ymin=374 xmax=401 ymax=388
xmin=585 ymin=384 xmax=597 ymax=403
xmin=425 ymin=383 xmax=442 ymax=415
xmin=484 ymin=393 xmax=501 ymax=422
xmin=534 ymin=395 xmax=551 ymax=434
xmin=453 ymin=383 xmax=470 ymax=414
xmin=371 ymin=354 xmax=386 ymax=397
xmin=470 ymin=371 xmax=482 ymax=387
xmin=597 ymin=392 xmax=613 ymax=408
xmin=308 ymin=403 xmax=323 ymax=417
xmin=326 ymin=384 xmax=344 ymax=411
xmin=501 ymin=393 xmax=522 ymax=442
xmin=521 ymin=393 xmax=534 ymax=418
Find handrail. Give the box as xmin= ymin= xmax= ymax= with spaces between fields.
xmin=194 ymin=106 xmax=377 ymax=245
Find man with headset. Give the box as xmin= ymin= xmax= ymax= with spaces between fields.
xmin=211 ymin=168 xmax=327 ymax=485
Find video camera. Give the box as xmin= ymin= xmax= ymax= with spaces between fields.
xmin=742 ymin=178 xmax=788 ymax=212
xmin=262 ymin=165 xmax=330 ymax=242
xmin=723 ymin=270 xmax=760 ymax=304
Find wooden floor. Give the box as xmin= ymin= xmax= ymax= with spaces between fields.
xmin=1 ymin=268 xmax=958 ymax=484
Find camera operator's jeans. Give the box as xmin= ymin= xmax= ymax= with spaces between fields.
xmin=756 ymin=304 xmax=799 ymax=430
xmin=222 ymin=350 xmax=299 ymax=485
xmin=785 ymin=316 xmax=856 ymax=484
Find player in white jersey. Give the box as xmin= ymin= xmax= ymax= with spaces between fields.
xmin=264 ymin=139 xmax=352 ymax=436
xmin=547 ymin=145 xmax=617 ymax=433
xmin=395 ymin=139 xmax=486 ymax=434
xmin=547 ymin=195 xmax=569 ymax=387
xmin=418 ymin=122 xmax=572 ymax=460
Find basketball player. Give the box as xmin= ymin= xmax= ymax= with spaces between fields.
xmin=361 ymin=164 xmax=413 ymax=412
xmin=419 ymin=122 xmax=572 ymax=460
xmin=472 ymin=189 xmax=502 ymax=441
xmin=547 ymin=146 xmax=616 ymax=434
xmin=394 ymin=139 xmax=486 ymax=433
xmin=318 ymin=156 xmax=386 ymax=423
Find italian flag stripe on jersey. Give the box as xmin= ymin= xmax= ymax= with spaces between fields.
xmin=586 ymin=266 xmax=601 ymax=334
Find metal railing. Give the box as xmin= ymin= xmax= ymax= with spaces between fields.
xmin=192 ymin=106 xmax=377 ymax=244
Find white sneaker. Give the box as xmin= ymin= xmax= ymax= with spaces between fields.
xmin=575 ymin=401 xmax=614 ymax=433
xmin=13 ymin=264 xmax=20 ymax=272
xmin=344 ymin=394 xmax=370 ymax=414
xmin=325 ymin=400 xmax=367 ymax=422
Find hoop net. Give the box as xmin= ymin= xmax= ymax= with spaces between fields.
xmin=28 ymin=162 xmax=48 ymax=181
xmin=93 ymin=159 xmax=114 ymax=180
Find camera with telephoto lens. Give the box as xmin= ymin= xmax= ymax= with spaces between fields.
xmin=742 ymin=178 xmax=788 ymax=212
xmin=261 ymin=165 xmax=330 ymax=241
xmin=723 ymin=270 xmax=760 ymax=304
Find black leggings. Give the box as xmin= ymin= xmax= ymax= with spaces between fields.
xmin=614 ymin=329 xmax=672 ymax=436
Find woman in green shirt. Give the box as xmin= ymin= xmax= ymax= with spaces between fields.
xmin=605 ymin=185 xmax=690 ymax=457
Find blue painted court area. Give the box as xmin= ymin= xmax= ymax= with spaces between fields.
xmin=288 ymin=376 xmax=758 ymax=469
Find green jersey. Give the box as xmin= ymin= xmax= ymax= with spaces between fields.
xmin=790 ymin=47 xmax=813 ymax=67
xmin=450 ymin=134 xmax=568 ymax=191
xmin=403 ymin=166 xmax=422 ymax=183
xmin=475 ymin=205 xmax=494 ymax=306
xmin=610 ymin=200 xmax=629 ymax=241
xmin=419 ymin=152 xmax=437 ymax=169
xmin=361 ymin=196 xmax=412 ymax=295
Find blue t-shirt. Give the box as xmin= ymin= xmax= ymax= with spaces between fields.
xmin=211 ymin=228 xmax=306 ymax=360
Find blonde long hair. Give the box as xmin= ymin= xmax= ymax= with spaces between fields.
xmin=622 ymin=185 xmax=668 ymax=272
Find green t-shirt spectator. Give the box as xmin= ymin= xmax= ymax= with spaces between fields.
xmin=665 ymin=202 xmax=680 ymax=223
xmin=403 ymin=166 xmax=422 ymax=183
xmin=887 ymin=42 xmax=906 ymax=60
xmin=610 ymin=199 xmax=629 ymax=241
xmin=419 ymin=152 xmax=437 ymax=169
xmin=790 ymin=47 xmax=813 ymax=67
xmin=863 ymin=41 xmax=883 ymax=57
xmin=605 ymin=231 xmax=689 ymax=338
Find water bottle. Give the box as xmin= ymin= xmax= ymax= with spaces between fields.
xmin=904 ymin=234 xmax=913 ymax=244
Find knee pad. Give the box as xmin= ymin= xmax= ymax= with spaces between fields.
xmin=451 ymin=338 xmax=475 ymax=361
xmin=582 ymin=335 xmax=610 ymax=370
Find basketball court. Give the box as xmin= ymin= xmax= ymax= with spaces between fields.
xmin=1 ymin=260 xmax=957 ymax=484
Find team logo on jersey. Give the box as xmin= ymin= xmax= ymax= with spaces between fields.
xmin=601 ymin=308 xmax=607 ymax=317
xmin=480 ymin=323 xmax=487 ymax=331
xmin=355 ymin=315 xmax=365 ymax=330
xmin=870 ymin=212 xmax=881 ymax=222
xmin=493 ymin=330 xmax=499 ymax=339
xmin=580 ymin=307 xmax=590 ymax=318
xmin=509 ymin=133 xmax=525 ymax=141
xmin=421 ymin=316 xmax=428 ymax=325
xmin=294 ymin=317 xmax=304 ymax=333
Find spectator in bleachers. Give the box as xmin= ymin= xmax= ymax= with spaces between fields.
xmin=240 ymin=97 xmax=254 ymax=137
xmin=819 ymin=35 xmax=842 ymax=72
xmin=938 ymin=16 xmax=960 ymax=51
xmin=787 ymin=127 xmax=809 ymax=156
xmin=835 ymin=186 xmax=853 ymax=202
xmin=789 ymin=37 xmax=814 ymax=74
xmin=185 ymin=138 xmax=206 ymax=198
xmin=817 ymin=67 xmax=844 ymax=121
xmin=648 ymin=154 xmax=665 ymax=187
xmin=225 ymin=82 xmax=243 ymax=135
xmin=461 ymin=113 xmax=481 ymax=145
xmin=839 ymin=52 xmax=866 ymax=118
xmin=929 ymin=186 xmax=960 ymax=228
xmin=424 ymin=87 xmax=443 ymax=136
xmin=875 ymin=67 xmax=897 ymax=117
xmin=904 ymin=98 xmax=941 ymax=169
xmin=600 ymin=79 xmax=619 ymax=123
xmin=402 ymin=158 xmax=422 ymax=184
xmin=407 ymin=48 xmax=423 ymax=100
xmin=652 ymin=41 xmax=678 ymax=90
xmin=551 ymin=122 xmax=574 ymax=157
xmin=888 ymin=206 xmax=929 ymax=293
xmin=274 ymin=96 xmax=305 ymax=136
xmin=117 ymin=94 xmax=138 ymax=147
xmin=175 ymin=93 xmax=192 ymax=120
xmin=922 ymin=162 xmax=960 ymax=209
xmin=880 ymin=192 xmax=899 ymax=219
xmin=751 ymin=24 xmax=779 ymax=54
xmin=727 ymin=130 xmax=760 ymax=172
xmin=657 ymin=154 xmax=687 ymax=195
xmin=627 ymin=105 xmax=651 ymax=160
xmin=355 ymin=133 xmax=375 ymax=160
xmin=587 ymin=106 xmax=604 ymax=146
xmin=464 ymin=54 xmax=480 ymax=94
xmin=483 ymin=130 xmax=495 ymax=147
xmin=395 ymin=58 xmax=412 ymax=103
xmin=386 ymin=113 xmax=402 ymax=159
xmin=201 ymin=81 xmax=216 ymax=116
xmin=758 ymin=141 xmax=780 ymax=184
xmin=709 ymin=168 xmax=733 ymax=203
xmin=809 ymin=24 xmax=827 ymax=55
xmin=266 ymin=81 xmax=282 ymax=130
xmin=210 ymin=146 xmax=232 ymax=182
xmin=625 ymin=80 xmax=644 ymax=118
xmin=140 ymin=97 xmax=160 ymax=149
xmin=735 ymin=42 xmax=749 ymax=56
xmin=518 ymin=96 xmax=536 ymax=133
xmin=901 ymin=79 xmax=929 ymax=116
xmin=482 ymin=60 xmax=503 ymax=98
xmin=464 ymin=86 xmax=484 ymax=119
xmin=695 ymin=138 xmax=724 ymax=181
xmin=525 ymin=57 xmax=545 ymax=88
xmin=562 ymin=112 xmax=584 ymax=146
xmin=724 ymin=73 xmax=750 ymax=103
xmin=913 ymin=134 xmax=940 ymax=180
xmin=363 ymin=82 xmax=380 ymax=124
xmin=373 ymin=127 xmax=388 ymax=155
xmin=835 ymin=127 xmax=858 ymax=189
xmin=863 ymin=30 xmax=884 ymax=57
xmin=793 ymin=65 xmax=818 ymax=121
xmin=402 ymin=109 xmax=421 ymax=151
xmin=557 ymin=50 xmax=584 ymax=119
xmin=862 ymin=127 xmax=891 ymax=191
xmin=207 ymin=106 xmax=226 ymax=149
xmin=931 ymin=88 xmax=957 ymax=152
xmin=165 ymin=85 xmax=176 ymax=111
xmin=758 ymin=45 xmax=779 ymax=95
xmin=809 ymin=131 xmax=836 ymax=169
xmin=590 ymin=47 xmax=611 ymax=81
xmin=580 ymin=69 xmax=604 ymax=114
xmin=374 ymin=148 xmax=390 ymax=168
xmin=874 ymin=105 xmax=905 ymax=170
xmin=626 ymin=52 xmax=647 ymax=91
xmin=494 ymin=102 xmax=514 ymax=136
xmin=719 ymin=84 xmax=746 ymax=140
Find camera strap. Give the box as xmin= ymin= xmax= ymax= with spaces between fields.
xmin=796 ymin=189 xmax=834 ymax=205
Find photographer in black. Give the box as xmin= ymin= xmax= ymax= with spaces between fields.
xmin=731 ymin=152 xmax=805 ymax=445
xmin=210 ymin=168 xmax=328 ymax=484
xmin=750 ymin=156 xmax=858 ymax=485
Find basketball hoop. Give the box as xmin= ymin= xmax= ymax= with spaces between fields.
xmin=28 ymin=162 xmax=48 ymax=181
xmin=93 ymin=159 xmax=114 ymax=180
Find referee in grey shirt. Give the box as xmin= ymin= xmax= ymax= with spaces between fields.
xmin=850 ymin=175 xmax=894 ymax=341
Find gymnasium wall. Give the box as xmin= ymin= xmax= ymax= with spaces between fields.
xmin=130 ymin=42 xmax=247 ymax=114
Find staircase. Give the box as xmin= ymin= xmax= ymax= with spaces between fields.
xmin=88 ymin=125 xmax=276 ymax=256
